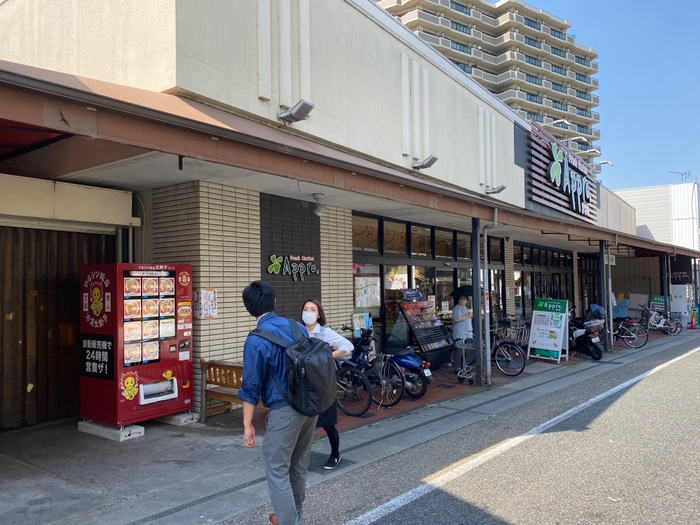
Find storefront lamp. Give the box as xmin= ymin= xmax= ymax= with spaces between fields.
xmin=485 ymin=184 xmax=506 ymax=195
xmin=412 ymin=155 xmax=438 ymax=170
xmin=278 ymin=99 xmax=315 ymax=123
xmin=312 ymin=193 xmax=326 ymax=218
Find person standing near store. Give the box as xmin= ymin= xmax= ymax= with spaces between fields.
xmin=239 ymin=281 xmax=317 ymax=525
xmin=451 ymin=295 xmax=474 ymax=368
xmin=301 ymin=299 xmax=353 ymax=470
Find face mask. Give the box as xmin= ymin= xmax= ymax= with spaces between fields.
xmin=302 ymin=311 xmax=318 ymax=326
xmin=459 ymin=299 xmax=467 ymax=306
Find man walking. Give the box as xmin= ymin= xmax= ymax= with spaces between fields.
xmin=238 ymin=281 xmax=318 ymax=525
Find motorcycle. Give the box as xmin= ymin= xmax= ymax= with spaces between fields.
xmin=383 ymin=345 xmax=434 ymax=398
xmin=568 ymin=307 xmax=604 ymax=361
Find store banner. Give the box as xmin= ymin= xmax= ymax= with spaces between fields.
xmin=671 ymin=255 xmax=693 ymax=285
xmin=527 ymin=298 xmax=568 ymax=364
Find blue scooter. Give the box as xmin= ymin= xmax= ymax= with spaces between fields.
xmin=383 ymin=346 xmax=434 ymax=398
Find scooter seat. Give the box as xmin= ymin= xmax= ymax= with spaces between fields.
xmin=383 ymin=346 xmax=415 ymax=356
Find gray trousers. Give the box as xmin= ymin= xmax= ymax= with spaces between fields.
xmin=263 ymin=405 xmax=318 ymax=525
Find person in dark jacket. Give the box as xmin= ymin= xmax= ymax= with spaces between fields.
xmin=239 ymin=281 xmax=317 ymax=525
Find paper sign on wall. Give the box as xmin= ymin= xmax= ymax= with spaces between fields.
xmin=193 ymin=289 xmax=218 ymax=319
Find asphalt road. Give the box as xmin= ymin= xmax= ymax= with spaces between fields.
xmin=266 ymin=339 xmax=700 ymax=525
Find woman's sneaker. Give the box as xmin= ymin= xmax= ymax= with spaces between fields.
xmin=324 ymin=455 xmax=341 ymax=470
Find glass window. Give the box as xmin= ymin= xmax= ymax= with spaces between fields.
xmin=353 ymin=264 xmax=382 ymax=350
xmin=522 ymin=245 xmax=532 ymax=265
xmin=352 ymin=215 xmax=379 ymax=252
xmin=489 ymin=238 xmax=503 ymax=263
xmin=544 ymin=250 xmax=552 ymax=268
xmin=457 ymin=233 xmax=471 ymax=259
xmin=551 ymin=251 xmax=560 ymax=268
xmin=384 ymin=221 xmax=407 ymax=254
xmin=490 ymin=269 xmax=505 ymax=315
xmin=513 ymin=244 xmax=523 ymax=265
xmin=384 ymin=265 xmax=409 ymax=348
xmin=533 ymin=248 xmax=541 ymax=266
xmin=523 ymin=271 xmax=533 ymax=318
xmin=413 ymin=266 xmax=436 ymax=300
xmin=458 ymin=267 xmax=473 ymax=287
xmin=411 ymin=225 xmax=432 ymax=257
xmin=565 ymin=252 xmax=573 ymax=268
xmin=436 ymin=269 xmax=454 ymax=313
xmin=513 ymin=270 xmax=523 ymax=315
xmin=435 ymin=229 xmax=454 ymax=258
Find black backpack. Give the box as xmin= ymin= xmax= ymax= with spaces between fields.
xmin=250 ymin=318 xmax=336 ymax=417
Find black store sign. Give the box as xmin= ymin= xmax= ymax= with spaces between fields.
xmin=260 ymin=194 xmax=322 ymax=319
xmin=81 ymin=334 xmax=115 ymax=380
xmin=671 ymin=255 xmax=693 ymax=285
xmin=525 ymin=125 xmax=598 ymax=225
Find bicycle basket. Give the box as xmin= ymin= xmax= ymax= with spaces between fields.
xmin=641 ymin=309 xmax=651 ymax=320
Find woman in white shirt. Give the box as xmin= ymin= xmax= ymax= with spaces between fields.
xmin=301 ymin=299 xmax=353 ymax=470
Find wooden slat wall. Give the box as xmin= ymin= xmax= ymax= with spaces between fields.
xmin=529 ymin=127 xmax=598 ymax=225
xmin=0 ymin=227 xmax=115 ymax=429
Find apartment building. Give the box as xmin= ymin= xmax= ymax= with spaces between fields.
xmin=378 ymin=0 xmax=601 ymax=165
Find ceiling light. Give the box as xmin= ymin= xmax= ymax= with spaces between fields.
xmin=278 ymin=99 xmax=315 ymax=123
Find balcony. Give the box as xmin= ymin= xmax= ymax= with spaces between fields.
xmin=526 ymin=112 xmax=544 ymax=123
xmin=496 ymin=88 xmax=526 ymax=104
xmin=551 ymin=64 xmax=567 ymax=77
xmin=526 ymin=93 xmax=543 ymax=104
xmin=575 ymin=90 xmax=591 ymax=102
xmin=524 ymin=36 xmax=541 ymax=49
xmin=550 ymin=28 xmax=567 ymax=40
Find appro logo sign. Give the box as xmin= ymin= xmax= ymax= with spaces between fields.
xmin=547 ymin=142 xmax=592 ymax=217
xmin=267 ymin=255 xmax=320 ymax=281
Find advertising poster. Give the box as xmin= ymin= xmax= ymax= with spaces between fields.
xmin=354 ymin=277 xmax=381 ymax=308
xmin=527 ymin=298 xmax=568 ymax=364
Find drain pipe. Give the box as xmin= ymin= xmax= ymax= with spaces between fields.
xmin=482 ymin=208 xmax=498 ymax=386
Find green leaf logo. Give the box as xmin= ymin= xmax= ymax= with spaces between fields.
xmin=548 ymin=142 xmax=564 ymax=187
xmin=267 ymin=255 xmax=283 ymax=274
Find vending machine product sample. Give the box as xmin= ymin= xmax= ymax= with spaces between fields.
xmin=80 ymin=263 xmax=194 ymax=427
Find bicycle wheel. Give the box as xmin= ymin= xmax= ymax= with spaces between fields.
xmin=670 ymin=319 xmax=682 ymax=336
xmin=661 ymin=318 xmax=674 ymax=335
xmin=621 ymin=323 xmax=648 ymax=349
xmin=367 ymin=359 xmax=404 ymax=407
xmin=336 ymin=368 xmax=372 ymax=417
xmin=493 ymin=341 xmax=526 ymax=377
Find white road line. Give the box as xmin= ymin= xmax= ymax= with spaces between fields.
xmin=344 ymin=345 xmax=700 ymax=525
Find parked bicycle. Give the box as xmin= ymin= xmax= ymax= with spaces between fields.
xmin=337 ymin=325 xmax=405 ymax=408
xmin=460 ymin=332 xmax=526 ymax=377
xmin=334 ymin=358 xmax=372 ymax=417
xmin=638 ymin=304 xmax=681 ymax=335
xmin=610 ymin=317 xmax=648 ymax=348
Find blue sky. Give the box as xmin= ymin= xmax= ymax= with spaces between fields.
xmin=529 ymin=0 xmax=698 ymax=190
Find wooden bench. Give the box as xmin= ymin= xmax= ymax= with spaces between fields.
xmin=199 ymin=359 xmax=263 ymax=423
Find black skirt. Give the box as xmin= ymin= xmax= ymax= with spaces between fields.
xmin=315 ymin=400 xmax=338 ymax=428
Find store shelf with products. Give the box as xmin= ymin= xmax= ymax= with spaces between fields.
xmin=400 ymin=290 xmax=454 ymax=365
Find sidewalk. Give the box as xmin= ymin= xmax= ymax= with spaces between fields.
xmin=0 ymin=328 xmax=692 ymax=525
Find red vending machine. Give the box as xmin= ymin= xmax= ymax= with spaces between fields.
xmin=80 ymin=263 xmax=194 ymax=427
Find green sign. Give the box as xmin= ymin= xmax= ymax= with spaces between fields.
xmin=548 ymin=142 xmax=592 ymax=217
xmin=267 ymin=254 xmax=320 ymax=282
xmin=528 ymin=298 xmax=569 ymax=364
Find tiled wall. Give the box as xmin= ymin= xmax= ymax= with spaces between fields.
xmin=152 ymin=181 xmax=260 ymax=410
xmin=320 ymin=206 xmax=354 ymax=330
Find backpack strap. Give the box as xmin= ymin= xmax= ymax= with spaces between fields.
xmin=249 ymin=327 xmax=291 ymax=348
xmin=286 ymin=317 xmax=305 ymax=340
